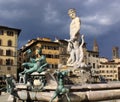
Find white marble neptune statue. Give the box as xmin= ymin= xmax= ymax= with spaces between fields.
xmin=67 ymin=8 xmax=85 ymax=67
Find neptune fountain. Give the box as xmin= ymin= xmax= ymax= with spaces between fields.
xmin=4 ymin=8 xmax=120 ymax=102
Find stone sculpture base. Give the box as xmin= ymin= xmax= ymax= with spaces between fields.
xmin=15 ymin=82 xmax=120 ymax=102
xmin=60 ymin=65 xmax=103 ymax=84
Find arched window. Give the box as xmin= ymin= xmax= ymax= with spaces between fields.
xmin=11 ymin=59 xmax=13 ymax=65
xmin=7 ymin=31 xmax=14 ymax=36
xmin=0 ymin=30 xmax=3 ymax=35
xmin=6 ymin=59 xmax=10 ymax=65
xmin=0 ymin=40 xmax=1 ymax=45
xmin=6 ymin=49 xmax=13 ymax=56
xmin=0 ymin=59 xmax=3 ymax=65
xmin=6 ymin=59 xmax=13 ymax=65
xmin=0 ymin=49 xmax=3 ymax=55
xmin=8 ymin=40 xmax=12 ymax=46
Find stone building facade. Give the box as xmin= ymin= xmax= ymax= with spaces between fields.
xmin=18 ymin=37 xmax=120 ymax=81
xmin=99 ymin=59 xmax=119 ymax=81
xmin=19 ymin=37 xmax=64 ymax=70
xmin=99 ymin=47 xmax=120 ymax=81
xmin=0 ymin=26 xmax=21 ymax=78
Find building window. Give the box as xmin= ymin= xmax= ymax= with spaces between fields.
xmin=7 ymin=31 xmax=14 ymax=36
xmin=0 ymin=30 xmax=3 ymax=35
xmin=0 ymin=40 xmax=1 ymax=45
xmin=54 ymin=55 xmax=59 ymax=59
xmin=54 ymin=64 xmax=58 ymax=68
xmin=88 ymin=63 xmax=90 ymax=65
xmin=93 ymin=63 xmax=95 ymax=68
xmin=114 ymin=70 xmax=116 ymax=73
xmin=6 ymin=59 xmax=10 ymax=65
xmin=54 ymin=46 xmax=59 ymax=50
xmin=8 ymin=40 xmax=12 ymax=46
xmin=88 ymin=54 xmax=90 ymax=57
xmin=42 ymin=45 xmax=46 ymax=49
xmin=19 ymin=58 xmax=21 ymax=61
xmin=46 ymin=54 xmax=53 ymax=58
xmin=102 ymin=70 xmax=105 ymax=73
xmin=0 ymin=59 xmax=3 ymax=65
xmin=113 ymin=50 xmax=115 ymax=57
xmin=6 ymin=59 xmax=13 ymax=65
xmin=93 ymin=54 xmax=95 ymax=57
xmin=6 ymin=50 xmax=13 ymax=56
xmin=0 ymin=49 xmax=3 ymax=55
xmin=7 ymin=67 xmax=11 ymax=70
xmin=96 ymin=55 xmax=99 ymax=57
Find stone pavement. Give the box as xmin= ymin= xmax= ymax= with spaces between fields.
xmin=0 ymin=92 xmax=13 ymax=102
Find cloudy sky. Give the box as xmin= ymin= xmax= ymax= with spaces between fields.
xmin=0 ymin=0 xmax=120 ymax=59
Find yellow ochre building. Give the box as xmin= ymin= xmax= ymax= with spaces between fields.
xmin=20 ymin=37 xmax=62 ymax=69
xmin=0 ymin=26 xmax=21 ymax=78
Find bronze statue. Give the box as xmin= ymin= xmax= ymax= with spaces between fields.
xmin=20 ymin=48 xmax=48 ymax=84
xmin=50 ymin=70 xmax=70 ymax=102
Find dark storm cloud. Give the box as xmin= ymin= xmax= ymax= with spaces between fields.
xmin=0 ymin=0 xmax=120 ymax=59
